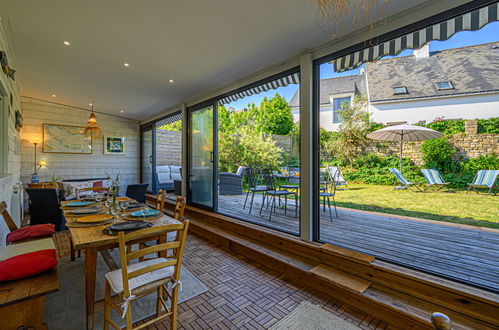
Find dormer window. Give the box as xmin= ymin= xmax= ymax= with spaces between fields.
xmin=393 ymin=86 xmax=408 ymax=95
xmin=435 ymin=81 xmax=454 ymax=90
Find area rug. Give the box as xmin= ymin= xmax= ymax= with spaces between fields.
xmin=269 ymin=301 xmax=361 ymax=330
xmin=45 ymin=251 xmax=207 ymax=329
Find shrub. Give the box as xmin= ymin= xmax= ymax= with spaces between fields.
xmin=343 ymin=154 xmax=423 ymax=185
xmin=420 ymin=137 xmax=454 ymax=170
xmin=460 ymin=154 xmax=499 ymax=173
xmin=477 ymin=118 xmax=499 ymax=134
xmin=426 ymin=118 xmax=465 ymax=135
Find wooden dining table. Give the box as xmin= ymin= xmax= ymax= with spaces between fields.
xmin=62 ymin=199 xmax=180 ymax=330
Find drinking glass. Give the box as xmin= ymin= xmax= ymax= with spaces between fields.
xmin=120 ymin=201 xmax=129 ymax=215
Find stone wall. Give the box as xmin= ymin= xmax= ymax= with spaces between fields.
xmin=156 ymin=129 xmax=181 ymax=166
xmin=373 ymin=120 xmax=499 ymax=165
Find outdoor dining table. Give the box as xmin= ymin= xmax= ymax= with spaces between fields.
xmin=62 ymin=198 xmax=180 ymax=330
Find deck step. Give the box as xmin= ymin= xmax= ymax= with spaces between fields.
xmin=309 ymin=264 xmax=371 ymax=293
xmin=320 ymin=243 xmax=375 ymax=263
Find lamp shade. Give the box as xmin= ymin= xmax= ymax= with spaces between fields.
xmin=84 ymin=111 xmax=102 ymax=137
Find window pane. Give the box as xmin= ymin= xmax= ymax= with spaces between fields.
xmin=316 ymin=22 xmax=499 ymax=292
xmin=217 ymin=73 xmax=300 ymax=236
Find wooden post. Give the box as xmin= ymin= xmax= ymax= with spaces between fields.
xmin=431 ymin=312 xmax=452 ymax=330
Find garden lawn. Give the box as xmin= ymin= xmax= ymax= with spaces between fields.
xmin=334 ymin=184 xmax=499 ymax=229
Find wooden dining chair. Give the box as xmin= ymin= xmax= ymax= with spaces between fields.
xmin=76 ymin=186 xmax=110 ymax=199
xmin=1 ymin=201 xmax=55 ymax=244
xmin=173 ymin=196 xmax=186 ymax=221
xmin=155 ymin=189 xmax=166 ymax=211
xmin=103 ymin=221 xmax=189 ymax=330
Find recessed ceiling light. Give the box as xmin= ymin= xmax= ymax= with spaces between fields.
xmin=169 ymin=79 xmax=174 ymax=83
xmin=123 ymin=63 xmax=130 ymax=67
xmin=63 ymin=41 xmax=71 ymax=46
xmin=51 ymin=94 xmax=56 ymax=98
xmin=120 ymin=110 xmax=124 ymax=113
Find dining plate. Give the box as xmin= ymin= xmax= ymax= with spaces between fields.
xmin=68 ymin=207 xmax=101 ymax=214
xmin=130 ymin=209 xmax=160 ymax=217
xmin=128 ymin=202 xmax=144 ymax=209
xmin=110 ymin=221 xmax=150 ymax=231
xmin=77 ymin=214 xmax=114 ymax=223
xmin=66 ymin=201 xmax=94 ymax=207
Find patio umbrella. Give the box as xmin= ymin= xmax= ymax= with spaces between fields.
xmin=366 ymin=124 xmax=443 ymax=173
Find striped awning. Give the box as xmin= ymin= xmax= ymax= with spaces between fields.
xmin=332 ymin=2 xmax=499 ymax=72
xmin=156 ymin=112 xmax=182 ymax=126
xmin=218 ymin=72 xmax=300 ymax=105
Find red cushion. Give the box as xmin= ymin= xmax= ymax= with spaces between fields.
xmin=92 ymin=180 xmax=103 ymax=187
xmin=6 ymin=224 xmax=55 ymax=244
xmin=0 ymin=249 xmax=58 ymax=282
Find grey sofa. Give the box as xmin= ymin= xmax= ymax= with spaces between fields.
xmin=156 ymin=165 xmax=182 ymax=192
xmin=219 ymin=166 xmax=246 ymax=195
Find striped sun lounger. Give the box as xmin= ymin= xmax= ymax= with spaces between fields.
xmin=421 ymin=169 xmax=450 ymax=192
xmin=467 ymin=170 xmax=499 ymax=195
xmin=327 ymin=166 xmax=348 ymax=189
xmin=389 ymin=168 xmax=423 ymax=192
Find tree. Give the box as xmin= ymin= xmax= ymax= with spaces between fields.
xmin=256 ymin=93 xmax=295 ymax=135
xmin=157 ymin=120 xmax=181 ymax=132
xmin=324 ymin=94 xmax=370 ymax=164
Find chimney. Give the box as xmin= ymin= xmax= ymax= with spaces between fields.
xmin=414 ymin=43 xmax=430 ymax=58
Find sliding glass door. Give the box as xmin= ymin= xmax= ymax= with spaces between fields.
xmin=187 ymin=103 xmax=217 ymax=210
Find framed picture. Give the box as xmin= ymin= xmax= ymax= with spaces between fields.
xmin=104 ymin=136 xmax=125 ymax=154
xmin=43 ymin=123 xmax=92 ymax=154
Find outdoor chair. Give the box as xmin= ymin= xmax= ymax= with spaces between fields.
xmin=327 ymin=166 xmax=348 ymax=189
xmin=103 ymin=222 xmax=189 ymax=330
xmin=388 ymin=168 xmax=423 ymax=192
xmin=25 ymin=188 xmax=66 ymax=231
xmin=421 ymin=169 xmax=450 ymax=192
xmin=259 ymin=169 xmax=298 ymax=221
xmin=319 ymin=178 xmax=338 ymax=221
xmin=219 ymin=166 xmax=245 ymax=195
xmin=467 ymin=170 xmax=499 ymax=195
xmin=243 ymin=166 xmax=269 ymax=214
xmin=126 ymin=183 xmax=149 ymax=203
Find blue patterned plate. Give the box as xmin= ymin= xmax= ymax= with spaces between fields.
xmin=130 ymin=209 xmax=160 ymax=217
xmin=66 ymin=201 xmax=94 ymax=207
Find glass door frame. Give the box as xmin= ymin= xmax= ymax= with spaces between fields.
xmin=186 ymin=100 xmax=218 ymax=211
xmin=140 ymin=123 xmax=156 ymax=193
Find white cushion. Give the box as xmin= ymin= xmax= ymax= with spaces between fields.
xmin=62 ymin=181 xmax=92 ymax=199
xmin=156 ymin=165 xmax=171 ymax=175
xmin=104 ymin=258 xmax=174 ymax=294
xmin=157 ymin=173 xmax=172 ymax=184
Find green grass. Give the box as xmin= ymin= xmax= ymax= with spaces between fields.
xmin=333 ymin=184 xmax=499 ymax=229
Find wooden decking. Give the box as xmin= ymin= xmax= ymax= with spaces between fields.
xmin=217 ymin=194 xmax=499 ymax=293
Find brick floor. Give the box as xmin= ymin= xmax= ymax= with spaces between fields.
xmin=54 ymin=231 xmax=388 ymax=329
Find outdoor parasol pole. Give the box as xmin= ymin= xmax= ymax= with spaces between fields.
xmin=399 ymin=131 xmax=403 ymax=174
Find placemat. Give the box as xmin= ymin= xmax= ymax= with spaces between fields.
xmin=65 ymin=219 xmax=115 ymax=228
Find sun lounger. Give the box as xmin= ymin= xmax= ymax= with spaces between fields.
xmin=421 ymin=169 xmax=450 ymax=192
xmin=389 ymin=168 xmax=423 ymax=192
xmin=467 ymin=170 xmax=498 ymax=195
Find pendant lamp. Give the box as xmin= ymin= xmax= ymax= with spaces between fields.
xmin=84 ymin=104 xmax=102 ymax=137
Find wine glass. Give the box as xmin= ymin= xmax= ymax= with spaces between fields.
xmin=95 ymin=193 xmax=103 ymax=207
xmin=120 ymin=201 xmax=129 ymax=216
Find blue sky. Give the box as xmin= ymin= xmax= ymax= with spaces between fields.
xmin=226 ymin=22 xmax=499 ymax=110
